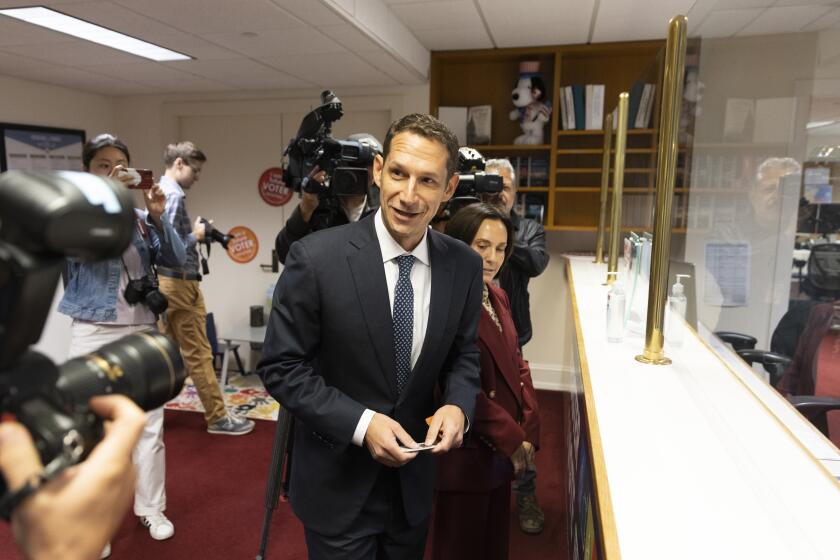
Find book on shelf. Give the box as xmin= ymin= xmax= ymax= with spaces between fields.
xmin=634 ymin=84 xmax=655 ymax=129
xmin=437 ymin=106 xmax=468 ymax=145
xmin=585 ymin=84 xmax=605 ymax=130
xmin=628 ymin=81 xmax=645 ymax=129
xmin=467 ymin=105 xmax=492 ymax=145
xmin=560 ymin=87 xmax=569 ymax=130
xmin=563 ymin=87 xmax=576 ymax=130
xmin=572 ymin=85 xmax=585 ymax=131
xmin=517 ymin=192 xmax=546 ymax=224
xmin=437 ymin=105 xmax=493 ymax=146
xmin=529 ymin=156 xmax=549 ymax=187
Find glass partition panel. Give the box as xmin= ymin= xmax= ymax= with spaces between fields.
xmin=678 ymin=27 xmax=840 ymax=425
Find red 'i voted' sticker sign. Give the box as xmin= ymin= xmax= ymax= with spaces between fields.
xmin=258 ymin=167 xmax=292 ymax=206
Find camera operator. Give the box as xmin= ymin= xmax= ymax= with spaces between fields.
xmin=157 ymin=142 xmax=255 ymax=436
xmin=484 ymin=158 xmax=549 ymax=536
xmin=0 ymin=395 xmax=145 ymax=560
xmin=56 ymin=133 xmax=185 ymax=551
xmin=274 ymin=133 xmax=382 ymax=264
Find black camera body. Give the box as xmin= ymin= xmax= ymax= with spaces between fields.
xmin=434 ymin=147 xmax=504 ymax=224
xmin=284 ymin=91 xmax=376 ymax=205
xmin=199 ymin=218 xmax=232 ymax=250
xmin=0 ymin=171 xmax=186 ymax=513
xmin=124 ymin=275 xmax=168 ymax=315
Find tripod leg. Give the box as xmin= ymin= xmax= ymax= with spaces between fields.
xmin=255 ymin=407 xmax=293 ymax=560
xmin=280 ymin=417 xmax=295 ymax=499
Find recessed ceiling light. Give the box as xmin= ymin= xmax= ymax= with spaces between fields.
xmin=0 ymin=6 xmax=191 ymax=62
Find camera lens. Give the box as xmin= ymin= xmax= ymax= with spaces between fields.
xmin=55 ymin=332 xmax=185 ymax=412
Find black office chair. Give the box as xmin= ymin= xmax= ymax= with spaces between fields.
xmin=206 ymin=312 xmax=245 ymax=380
xmin=714 ymin=331 xmax=757 ymax=351
xmin=735 ymin=349 xmax=791 ymax=388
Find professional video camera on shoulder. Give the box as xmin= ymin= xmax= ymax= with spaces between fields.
xmin=283 ymin=90 xmax=376 ymax=205
xmin=436 ymin=147 xmax=504 ymax=223
xmin=0 ymin=171 xmax=185 ymax=518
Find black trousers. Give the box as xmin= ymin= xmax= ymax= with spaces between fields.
xmin=304 ymin=468 xmax=429 ymax=560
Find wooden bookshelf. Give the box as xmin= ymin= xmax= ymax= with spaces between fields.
xmin=430 ymin=42 xmax=696 ymax=231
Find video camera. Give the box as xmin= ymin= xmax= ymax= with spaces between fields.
xmin=435 ymin=147 xmax=504 ymax=224
xmin=0 ymin=171 xmax=186 ymax=513
xmin=283 ymin=91 xmax=377 ymax=230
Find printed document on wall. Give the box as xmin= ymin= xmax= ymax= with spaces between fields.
xmin=704 ymin=242 xmax=750 ymax=307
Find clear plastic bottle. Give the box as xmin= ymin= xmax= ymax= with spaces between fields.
xmin=606 ymin=273 xmax=626 ymax=343
xmin=666 ymin=274 xmax=690 ymax=347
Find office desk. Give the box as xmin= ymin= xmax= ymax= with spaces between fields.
xmin=565 ymin=255 xmax=840 ymax=560
xmin=218 ymin=324 xmax=267 ymax=387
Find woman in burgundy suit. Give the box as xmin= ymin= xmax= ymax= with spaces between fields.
xmin=431 ymin=202 xmax=541 ymax=560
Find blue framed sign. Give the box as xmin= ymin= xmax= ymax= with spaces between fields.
xmin=0 ymin=123 xmax=86 ymax=172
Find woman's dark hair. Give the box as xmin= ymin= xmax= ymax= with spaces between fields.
xmin=82 ymin=133 xmax=130 ymax=170
xmin=445 ymin=202 xmax=514 ymax=267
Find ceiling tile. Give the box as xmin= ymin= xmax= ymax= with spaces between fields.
xmin=261 ymin=52 xmax=397 ymax=87
xmin=165 ymin=58 xmax=314 ymax=89
xmin=712 ymin=0 xmax=774 ymax=8
xmin=318 ymin=23 xmax=383 ymax=52
xmin=738 ymin=5 xmax=834 ymax=35
xmin=803 ymin=7 xmax=840 ymax=32
xmin=362 ymin=50 xmax=425 ymax=83
xmin=5 ymin=63 xmax=158 ymax=95
xmin=82 ymin=60 xmax=234 ymax=92
xmin=696 ymin=8 xmax=762 ymax=38
xmin=592 ymin=0 xmax=694 ymax=43
xmin=271 ymin=0 xmax=347 ymax=26
xmin=412 ymin=26 xmax=493 ymax=51
xmin=112 ymin=0 xmax=305 ymax=34
xmin=479 ymin=0 xmax=593 ymax=46
xmin=201 ymin=26 xmax=346 ymax=58
xmin=390 ymin=0 xmax=479 ymax=30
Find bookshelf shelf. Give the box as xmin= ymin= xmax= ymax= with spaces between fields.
xmin=431 ymin=40 xmax=666 ymax=230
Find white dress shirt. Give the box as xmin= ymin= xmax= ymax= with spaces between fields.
xmin=352 ymin=209 xmax=432 ymax=446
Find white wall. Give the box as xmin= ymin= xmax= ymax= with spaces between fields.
xmin=0 ymin=75 xmax=117 ymax=363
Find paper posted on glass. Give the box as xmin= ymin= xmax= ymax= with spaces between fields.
xmin=704 ymin=242 xmax=750 ymax=307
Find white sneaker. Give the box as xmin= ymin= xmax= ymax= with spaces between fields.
xmin=100 ymin=543 xmax=111 ymax=559
xmin=141 ymin=513 xmax=175 ymax=540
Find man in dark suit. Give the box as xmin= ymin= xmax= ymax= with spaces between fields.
xmin=258 ymin=113 xmax=483 ymax=559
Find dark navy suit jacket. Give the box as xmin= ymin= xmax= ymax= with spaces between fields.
xmin=258 ymin=213 xmax=482 ymax=536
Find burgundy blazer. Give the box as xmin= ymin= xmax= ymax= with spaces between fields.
xmin=777 ymin=302 xmax=835 ymax=395
xmin=436 ymin=284 xmax=540 ymax=493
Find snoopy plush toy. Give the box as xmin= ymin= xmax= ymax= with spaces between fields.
xmin=509 ymin=61 xmax=552 ymax=144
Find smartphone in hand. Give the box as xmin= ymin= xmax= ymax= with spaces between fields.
xmin=124 ymin=168 xmax=154 ymax=189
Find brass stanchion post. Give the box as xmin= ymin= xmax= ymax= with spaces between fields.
xmin=606 ymin=94 xmax=629 ymax=284
xmin=636 ymin=15 xmax=688 ymax=365
xmin=595 ymin=113 xmax=613 ymax=264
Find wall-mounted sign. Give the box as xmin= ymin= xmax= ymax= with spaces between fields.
xmin=226 ymin=226 xmax=259 ymax=264
xmin=258 ymin=167 xmax=293 ymax=206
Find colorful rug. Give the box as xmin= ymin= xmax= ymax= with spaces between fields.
xmin=164 ymin=374 xmax=279 ymax=421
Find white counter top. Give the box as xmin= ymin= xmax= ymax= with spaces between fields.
xmin=566 ymin=255 xmax=840 ymax=560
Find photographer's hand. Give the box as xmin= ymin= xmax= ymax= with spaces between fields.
xmin=145 ymin=184 xmax=166 ymax=227
xmin=0 ymin=395 xmax=145 ymax=560
xmin=108 ymin=165 xmax=135 ymax=188
xmin=299 ymin=166 xmax=325 ymax=223
xmin=193 ymin=216 xmax=207 ymax=242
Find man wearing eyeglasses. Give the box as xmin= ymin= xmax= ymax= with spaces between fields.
xmin=157 ymin=141 xmax=254 ymax=436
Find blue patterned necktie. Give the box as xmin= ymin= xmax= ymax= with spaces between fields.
xmin=393 ymin=254 xmax=415 ymax=394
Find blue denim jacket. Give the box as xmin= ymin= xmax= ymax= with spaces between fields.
xmin=58 ymin=211 xmax=186 ymax=322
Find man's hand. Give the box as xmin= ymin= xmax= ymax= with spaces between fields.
xmin=426 ymin=404 xmax=465 ymax=455
xmin=299 ymin=166 xmax=325 ymax=222
xmin=145 ymin=184 xmax=166 ymax=225
xmin=363 ymin=413 xmax=418 ymax=468
xmin=0 ymin=395 xmax=145 ymax=560
xmin=193 ymin=216 xmax=207 ymax=242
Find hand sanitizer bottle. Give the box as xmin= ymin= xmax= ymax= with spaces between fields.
xmin=666 ymin=274 xmax=690 ymax=347
xmin=606 ymin=272 xmax=625 ymax=343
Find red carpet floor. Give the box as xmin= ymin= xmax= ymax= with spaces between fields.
xmin=0 ymin=391 xmax=569 ymax=559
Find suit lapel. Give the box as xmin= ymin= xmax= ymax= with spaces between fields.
xmin=346 ymin=216 xmax=398 ymax=397
xmin=400 ymin=231 xmax=452 ymax=402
